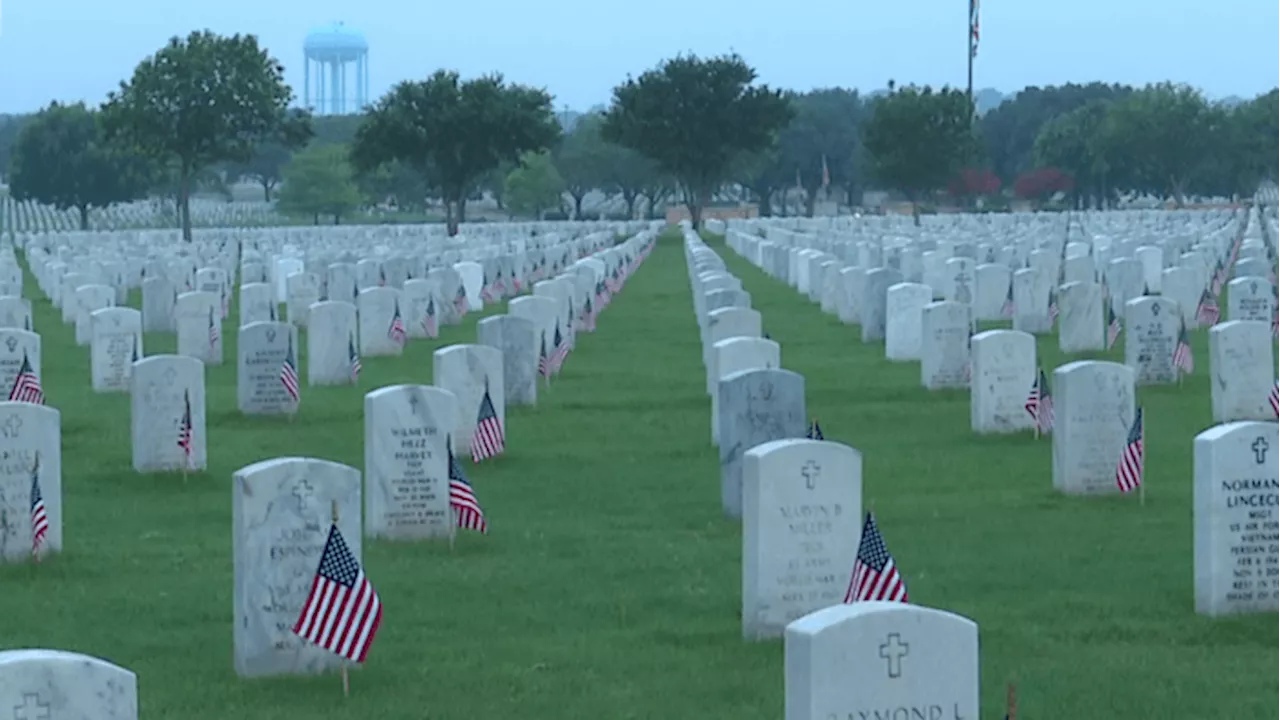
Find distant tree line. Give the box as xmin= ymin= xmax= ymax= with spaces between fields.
xmin=2 ymin=29 xmax=1275 ymax=237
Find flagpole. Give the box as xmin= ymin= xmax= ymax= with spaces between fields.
xmin=966 ymin=0 xmax=975 ymax=106
xmin=332 ymin=499 xmax=351 ymax=697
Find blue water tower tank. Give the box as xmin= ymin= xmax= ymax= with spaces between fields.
xmin=303 ymin=22 xmax=369 ymax=115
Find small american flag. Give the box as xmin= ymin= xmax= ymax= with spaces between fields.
xmin=480 ymin=273 xmax=496 ymax=303
xmin=582 ymin=296 xmax=596 ymax=332
xmin=387 ymin=302 xmax=406 ymax=345
xmin=537 ymin=333 xmax=551 ymax=379
xmin=1196 ymin=289 xmax=1220 ymax=326
xmin=177 ymin=390 xmax=193 ymax=461
xmin=550 ymin=324 xmax=568 ymax=374
xmin=471 ymin=381 xmax=506 ymax=462
xmin=30 ymin=453 xmax=48 ymax=561
xmin=1269 ymin=382 xmax=1278 ymax=418
xmin=806 ymin=419 xmax=824 ymax=440
xmin=208 ymin=308 xmax=220 ymax=351
xmin=1025 ymin=367 xmax=1054 ymax=433
xmin=1173 ymin=321 xmax=1194 ymax=375
xmin=1105 ymin=303 xmax=1121 ymax=349
xmin=423 ymin=297 xmax=439 ymax=338
xmin=449 ymin=438 xmax=488 ymax=533
xmin=8 ymin=353 xmax=44 ymax=405
xmin=132 ymin=335 xmax=140 ymax=364
xmin=292 ymin=523 xmax=383 ymax=663
xmin=1115 ymin=407 xmax=1144 ymax=494
xmin=1047 ymin=290 xmax=1059 ymax=325
xmin=454 ymin=285 xmax=469 ymax=316
xmin=844 ymin=512 xmax=908 ymax=603
xmin=348 ymin=333 xmax=362 ymax=381
xmin=1000 ymin=282 xmax=1015 ymax=319
xmin=281 ymin=335 xmax=300 ymax=403
xmin=378 ymin=267 xmax=387 ymax=287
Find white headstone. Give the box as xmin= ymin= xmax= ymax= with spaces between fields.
xmin=364 ymin=384 xmax=458 ymax=541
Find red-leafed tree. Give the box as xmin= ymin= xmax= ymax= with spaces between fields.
xmin=1013 ymin=166 xmax=1074 ymax=205
xmin=947 ymin=166 xmax=1001 ymax=204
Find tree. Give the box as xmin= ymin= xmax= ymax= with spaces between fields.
xmin=555 ymin=113 xmax=611 ymax=219
xmin=1095 ymin=83 xmax=1212 ymax=205
xmin=979 ymin=82 xmax=1133 ymax=185
xmin=277 ymin=145 xmax=363 ymax=224
xmin=1033 ymin=100 xmax=1117 ymax=208
xmin=947 ymin=167 xmax=1001 ymax=206
xmin=864 ymin=83 xmax=976 ymax=223
xmin=357 ymin=160 xmax=429 ymax=212
xmin=776 ymin=88 xmax=866 ymax=216
xmin=100 ymin=31 xmax=310 ymax=241
xmin=0 ymin=114 xmax=34 ymax=183
xmin=732 ymin=145 xmax=786 ymax=216
xmin=601 ymin=53 xmax=792 ymax=228
xmin=225 ymin=110 xmax=310 ymax=202
xmin=8 ymin=102 xmax=150 ymax=230
xmin=351 ymin=69 xmax=560 ymax=235
xmin=1013 ymin=167 xmax=1074 ymax=206
xmin=605 ymin=146 xmax=663 ymax=219
xmin=505 ymin=151 xmax=565 ymax=219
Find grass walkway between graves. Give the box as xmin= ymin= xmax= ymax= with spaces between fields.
xmin=704 ymin=231 xmax=1278 ymax=719
xmin=3 ymin=232 xmax=789 ymax=720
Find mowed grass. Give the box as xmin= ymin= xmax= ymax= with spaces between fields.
xmin=0 ymin=228 xmax=1273 ymax=719
xmin=703 ymin=231 xmax=1278 ymax=719
xmin=2 ymin=233 xmax=769 ymax=720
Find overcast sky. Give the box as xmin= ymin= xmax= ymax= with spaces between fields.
xmin=0 ymin=0 xmax=1276 ymax=114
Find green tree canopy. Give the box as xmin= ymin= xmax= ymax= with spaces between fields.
xmin=1097 ymin=82 xmax=1213 ymax=205
xmin=554 ymin=113 xmax=612 ymax=219
xmin=1033 ymin=100 xmax=1115 ymax=208
xmin=777 ymin=88 xmax=866 ymax=215
xmin=224 ymin=108 xmax=312 ymax=202
xmin=864 ymin=83 xmax=976 ymax=222
xmin=100 ymin=30 xmax=310 ymax=241
xmin=979 ymin=82 xmax=1133 ymax=185
xmin=601 ymin=53 xmax=792 ymax=227
xmin=277 ymin=144 xmax=363 ymax=224
xmin=504 ymin=151 xmax=565 ymax=219
xmin=351 ymin=69 xmax=560 ymax=235
xmin=8 ymin=102 xmax=150 ymax=230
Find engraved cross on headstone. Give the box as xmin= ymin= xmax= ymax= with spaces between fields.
xmin=291 ymin=480 xmax=315 ymax=511
xmin=13 ymin=693 xmax=50 ymax=720
xmin=1252 ymin=437 xmax=1270 ymax=465
xmin=408 ymin=393 xmax=422 ymax=417
xmin=879 ymin=633 xmax=909 ymax=679
xmin=2 ymin=414 xmax=23 ymax=439
xmin=801 ymin=461 xmax=820 ymax=491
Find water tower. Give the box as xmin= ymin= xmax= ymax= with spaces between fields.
xmin=303 ymin=22 xmax=369 ymax=115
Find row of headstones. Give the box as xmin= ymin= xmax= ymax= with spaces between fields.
xmin=722 ymin=219 xmax=1274 ymax=342
xmin=0 ymin=239 xmax=657 ymax=720
xmin=681 ymin=229 xmax=989 ymax=718
xmin=701 ymin=225 xmax=1280 ymax=620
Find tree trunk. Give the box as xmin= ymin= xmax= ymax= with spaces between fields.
xmin=313 ymin=213 xmax=320 ymax=225
xmin=911 ymin=201 xmax=921 ymax=226
xmin=623 ymin=192 xmax=637 ymax=219
xmin=457 ymin=197 xmax=468 ymax=226
xmin=180 ymin=165 xmax=194 ymax=242
xmin=805 ymin=189 xmax=817 ymax=217
xmin=333 ymin=214 xmax=341 ymax=225
xmin=262 ymin=180 xmax=273 ymax=203
xmin=445 ymin=201 xmax=458 ymax=236
xmin=78 ymin=204 xmax=90 ymax=231
xmin=572 ymin=193 xmax=585 ymax=220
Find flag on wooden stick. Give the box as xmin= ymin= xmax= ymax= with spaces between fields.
xmin=449 ymin=437 xmax=488 ymax=533
xmin=30 ymin=453 xmax=48 ymax=561
xmin=844 ymin=512 xmax=908 ymax=603
xmin=292 ymin=522 xmax=383 ymax=663
xmin=281 ymin=334 xmax=300 ymax=404
xmin=471 ymin=380 xmax=506 ymax=462
xmin=8 ymin=352 xmax=43 ymax=405
xmin=1115 ymin=407 xmax=1144 ymax=494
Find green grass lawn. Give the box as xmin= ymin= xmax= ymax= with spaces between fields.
xmin=703 ymin=230 xmax=1277 ymax=719
xmin=1 ymin=228 xmax=1275 ymax=719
